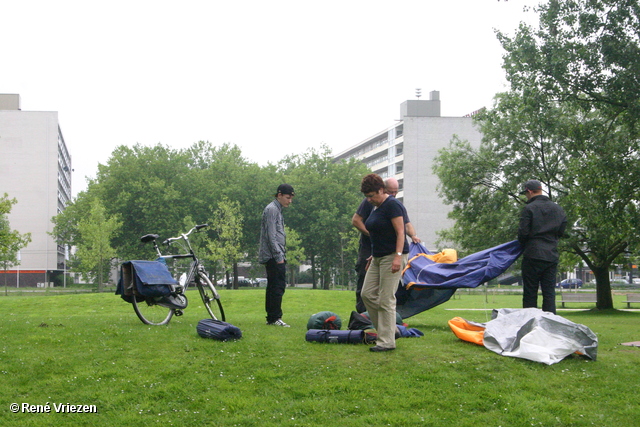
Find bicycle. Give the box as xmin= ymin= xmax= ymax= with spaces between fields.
xmin=132 ymin=224 xmax=225 ymax=325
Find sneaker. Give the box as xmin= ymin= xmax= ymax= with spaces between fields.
xmin=369 ymin=345 xmax=395 ymax=352
xmin=266 ymin=319 xmax=290 ymax=327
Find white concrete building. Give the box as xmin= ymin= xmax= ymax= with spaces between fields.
xmin=334 ymin=91 xmax=483 ymax=251
xmin=0 ymin=94 xmax=72 ymax=287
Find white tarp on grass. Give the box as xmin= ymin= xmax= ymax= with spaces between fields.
xmin=482 ymin=308 xmax=598 ymax=365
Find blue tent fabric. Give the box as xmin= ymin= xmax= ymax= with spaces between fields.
xmin=396 ymin=325 xmax=425 ymax=338
xmin=396 ymin=240 xmax=523 ymax=319
xmin=396 ymin=287 xmax=458 ymax=319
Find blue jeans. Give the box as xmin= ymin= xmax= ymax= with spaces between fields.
xmin=265 ymin=259 xmax=287 ymax=322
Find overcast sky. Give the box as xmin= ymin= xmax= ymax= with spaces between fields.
xmin=2 ymin=0 xmax=540 ymax=196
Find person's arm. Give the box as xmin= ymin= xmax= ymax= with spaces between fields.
xmin=557 ymin=213 xmax=568 ymax=238
xmin=399 ymin=202 xmax=419 ymax=243
xmin=352 ymin=213 xmax=369 ymax=236
xmin=391 ymin=216 xmax=405 ymax=273
xmin=405 ymin=222 xmax=420 ymax=243
xmin=517 ymin=208 xmax=531 ymax=245
xmin=265 ymin=207 xmax=285 ymax=263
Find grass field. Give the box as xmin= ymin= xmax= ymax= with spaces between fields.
xmin=1 ymin=288 xmax=639 ymax=426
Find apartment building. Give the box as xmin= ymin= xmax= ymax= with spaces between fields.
xmin=334 ymin=91 xmax=483 ymax=251
xmin=0 ymin=94 xmax=72 ymax=287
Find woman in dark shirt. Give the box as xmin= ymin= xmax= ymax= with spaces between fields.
xmin=360 ymin=174 xmax=408 ymax=352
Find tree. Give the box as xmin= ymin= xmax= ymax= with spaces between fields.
xmin=51 ymin=141 xmax=369 ymax=291
xmin=188 ymin=142 xmax=278 ymax=263
xmin=499 ymin=0 xmax=640 ymax=119
xmin=75 ymin=199 xmax=122 ymax=289
xmin=434 ymin=0 xmax=640 ymax=309
xmin=338 ymin=229 xmax=360 ymax=289
xmin=207 ymin=197 xmax=243 ymax=289
xmin=283 ymin=145 xmax=369 ymax=289
xmin=50 ymin=190 xmax=95 ymax=267
xmin=284 ymin=226 xmax=305 ymax=286
xmin=51 ymin=141 xmax=277 ymax=286
xmin=0 ymin=194 xmax=31 ymax=292
xmin=90 ymin=143 xmax=193 ymax=260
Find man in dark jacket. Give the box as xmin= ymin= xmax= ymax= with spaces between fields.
xmin=518 ymin=180 xmax=567 ymax=314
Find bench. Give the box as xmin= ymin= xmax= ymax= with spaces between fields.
xmin=559 ymin=293 xmax=597 ymax=308
xmin=624 ymin=294 xmax=640 ymax=308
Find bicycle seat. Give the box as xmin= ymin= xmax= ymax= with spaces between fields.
xmin=140 ymin=234 xmax=159 ymax=243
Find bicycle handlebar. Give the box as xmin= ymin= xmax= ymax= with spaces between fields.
xmin=158 ymin=224 xmax=209 ymax=245
xmin=158 ymin=254 xmax=195 ymax=260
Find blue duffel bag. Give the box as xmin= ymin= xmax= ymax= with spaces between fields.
xmin=305 ymin=329 xmax=376 ymax=344
xmin=197 ymin=319 xmax=242 ymax=341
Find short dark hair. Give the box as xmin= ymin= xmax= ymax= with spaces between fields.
xmin=360 ymin=173 xmax=384 ymax=194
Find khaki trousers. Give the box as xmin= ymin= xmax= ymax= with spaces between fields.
xmin=362 ymin=253 xmax=406 ymax=349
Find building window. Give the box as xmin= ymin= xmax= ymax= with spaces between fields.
xmin=395 ymin=124 xmax=403 ymax=138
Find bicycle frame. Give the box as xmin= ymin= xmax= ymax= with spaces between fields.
xmin=143 ymin=224 xmax=207 ymax=285
xmin=135 ymin=224 xmax=225 ymax=325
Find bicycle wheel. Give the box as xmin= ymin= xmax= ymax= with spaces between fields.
xmin=132 ymin=296 xmax=174 ymax=326
xmin=197 ymin=272 xmax=225 ymax=321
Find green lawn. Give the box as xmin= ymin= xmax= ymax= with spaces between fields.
xmin=1 ymin=289 xmax=639 ymax=426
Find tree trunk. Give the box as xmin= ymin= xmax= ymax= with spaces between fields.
xmin=98 ymin=260 xmax=103 ymax=292
xmin=232 ymin=263 xmax=239 ymax=290
xmin=311 ymin=256 xmax=317 ymax=289
xmin=573 ymin=243 xmax=615 ymax=310
xmin=591 ymin=265 xmax=614 ymax=310
xmin=289 ymin=267 xmax=297 ymax=287
xmin=322 ymin=267 xmax=330 ymax=290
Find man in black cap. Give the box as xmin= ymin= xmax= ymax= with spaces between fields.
xmin=518 ymin=179 xmax=567 ymax=314
xmin=259 ymin=184 xmax=295 ymax=326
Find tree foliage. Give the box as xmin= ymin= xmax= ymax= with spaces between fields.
xmin=281 ymin=145 xmax=369 ymax=289
xmin=52 ymin=141 xmax=368 ymax=289
xmin=73 ymin=141 xmax=271 ymax=264
xmin=207 ymin=196 xmax=243 ymax=287
xmin=89 ymin=143 xmax=193 ymax=260
xmin=74 ymin=198 xmax=122 ymax=289
xmin=500 ymin=0 xmax=640 ymax=117
xmin=0 ymin=193 xmax=32 ymax=271
xmin=434 ymin=0 xmax=640 ymax=309
xmin=284 ymin=226 xmax=305 ymax=285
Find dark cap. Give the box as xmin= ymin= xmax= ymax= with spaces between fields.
xmin=519 ymin=179 xmax=542 ymax=195
xmin=276 ymin=183 xmax=295 ymax=196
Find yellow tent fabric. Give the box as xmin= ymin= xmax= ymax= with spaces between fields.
xmin=402 ymin=248 xmax=457 ymax=287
